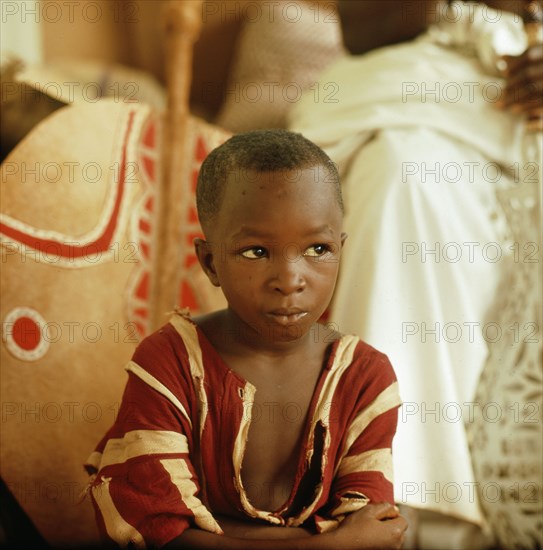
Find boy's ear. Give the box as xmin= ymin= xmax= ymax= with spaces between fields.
xmin=194 ymin=238 xmax=220 ymax=287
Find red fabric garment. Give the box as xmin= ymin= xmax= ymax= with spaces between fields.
xmin=85 ymin=312 xmax=401 ymax=548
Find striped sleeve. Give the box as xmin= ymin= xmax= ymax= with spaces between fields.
xmin=316 ymin=344 xmax=401 ymax=532
xmin=85 ymin=329 xmax=222 ymax=549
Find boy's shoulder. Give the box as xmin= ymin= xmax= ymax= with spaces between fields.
xmin=129 ymin=311 xmax=202 ymax=383
xmin=133 ymin=310 xmax=192 ymax=351
xmin=130 ymin=313 xmax=397 ymax=393
xmin=328 ymin=326 xmax=393 ymax=369
xmin=350 ymin=336 xmax=393 ymax=368
xmin=328 ymin=331 xmax=398 ymax=397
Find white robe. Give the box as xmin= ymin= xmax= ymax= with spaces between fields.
xmin=289 ymin=3 xmax=527 ymax=525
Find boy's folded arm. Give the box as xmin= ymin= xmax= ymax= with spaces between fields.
xmin=160 ymin=397 xmax=406 ymax=550
xmin=164 ymin=503 xmax=406 ymax=550
xmin=213 ymin=514 xmax=313 ymax=539
xmin=320 ymin=366 xmax=402 ymax=527
xmin=326 ymin=406 xmax=399 ymax=523
xmin=86 ymin=363 xmax=222 ymax=549
xmin=302 ymin=360 xmax=405 ymax=546
xmin=165 ymin=527 xmax=321 ymax=549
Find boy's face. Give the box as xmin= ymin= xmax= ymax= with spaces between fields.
xmin=196 ymin=166 xmax=346 ymax=347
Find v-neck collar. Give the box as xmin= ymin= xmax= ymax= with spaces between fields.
xmin=192 ymin=317 xmax=343 ymax=518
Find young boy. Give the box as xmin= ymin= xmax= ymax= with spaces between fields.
xmin=85 ymin=129 xmax=407 ymax=549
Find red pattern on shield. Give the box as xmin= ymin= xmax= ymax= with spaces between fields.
xmin=3 ymin=307 xmax=49 ymax=361
xmin=127 ymin=114 xmax=157 ymax=338
xmin=128 ymin=121 xmax=228 ymax=337
xmin=0 ymin=111 xmax=137 ymax=265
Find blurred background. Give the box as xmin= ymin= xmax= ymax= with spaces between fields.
xmin=1 ymin=1 xmax=541 ymax=549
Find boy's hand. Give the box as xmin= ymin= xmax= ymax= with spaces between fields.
xmin=498 ymin=45 xmax=543 ymax=131
xmin=331 ymin=503 xmax=407 ymax=549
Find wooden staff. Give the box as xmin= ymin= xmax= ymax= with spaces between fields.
xmin=152 ymin=0 xmax=203 ymax=330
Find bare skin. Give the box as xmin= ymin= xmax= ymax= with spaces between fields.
xmin=338 ymin=0 xmax=543 ymax=131
xmin=164 ymin=167 xmax=407 ymax=548
xmin=197 ymin=166 xmax=342 ymax=513
xmin=198 ymin=309 xmax=330 ymax=512
xmin=485 ymin=0 xmax=543 ymax=130
xmin=499 ymin=44 xmax=543 ymax=130
xmin=337 ymin=0 xmax=442 ymax=55
xmin=165 ymin=503 xmax=405 ymax=549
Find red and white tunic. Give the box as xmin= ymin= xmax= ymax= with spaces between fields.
xmin=85 ymin=312 xmax=401 ymax=548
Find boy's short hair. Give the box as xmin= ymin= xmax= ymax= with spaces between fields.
xmin=196 ymin=129 xmax=343 ymax=231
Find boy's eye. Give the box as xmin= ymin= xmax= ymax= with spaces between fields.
xmin=240 ymin=247 xmax=268 ymax=259
xmin=304 ymin=244 xmax=330 ymax=257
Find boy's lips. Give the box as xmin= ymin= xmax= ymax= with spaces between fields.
xmin=266 ymin=308 xmax=308 ymax=325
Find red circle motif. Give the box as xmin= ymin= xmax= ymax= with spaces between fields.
xmin=3 ymin=307 xmax=50 ymax=361
xmin=12 ymin=316 xmax=41 ymax=351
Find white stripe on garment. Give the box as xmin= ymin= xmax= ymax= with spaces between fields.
xmin=168 ymin=314 xmax=212 ymax=503
xmin=337 ymin=448 xmax=394 ymax=483
xmin=91 ymin=477 xmax=146 ymax=549
xmin=290 ymin=335 xmax=359 ymax=526
xmin=126 ymin=361 xmax=192 ymax=428
xmin=315 ymin=517 xmax=340 ymax=533
xmin=230 ymin=382 xmax=281 ymax=525
xmin=331 ymin=493 xmax=370 ymax=517
xmin=160 ymin=458 xmax=224 ymax=535
xmin=98 ymin=430 xmax=189 ymax=469
xmin=168 ymin=315 xmax=209 ymax=439
xmin=312 ymin=335 xmax=359 ymax=426
xmin=335 ymin=381 xmax=401 ymax=476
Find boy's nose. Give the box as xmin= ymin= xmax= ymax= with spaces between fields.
xmin=269 ymin=261 xmax=306 ymax=295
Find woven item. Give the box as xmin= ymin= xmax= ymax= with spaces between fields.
xmin=0 ymin=98 xmax=228 ymax=545
xmin=216 ymin=0 xmax=343 ymax=132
